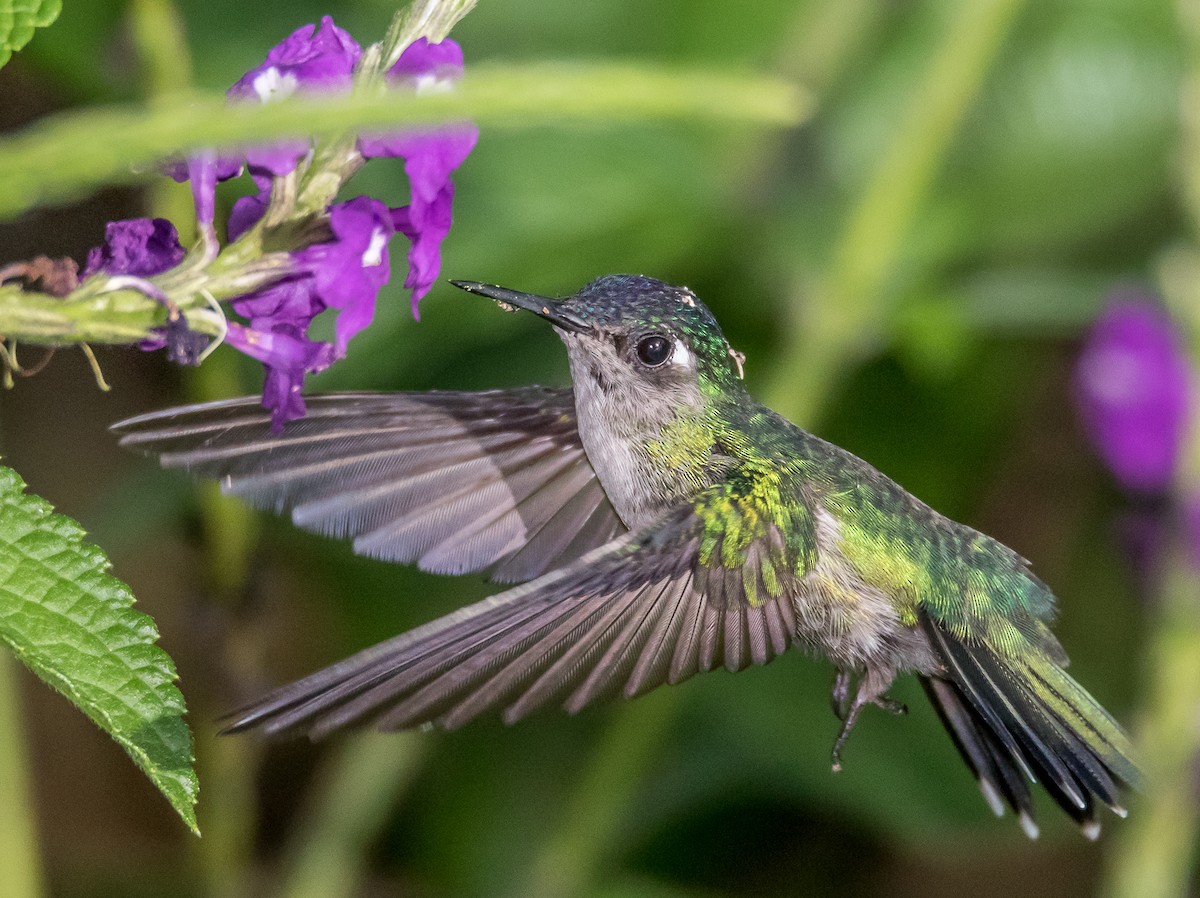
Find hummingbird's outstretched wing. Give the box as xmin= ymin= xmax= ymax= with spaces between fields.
xmin=112 ymin=389 xmax=626 ymax=582
xmin=221 ymin=481 xmax=813 ymax=738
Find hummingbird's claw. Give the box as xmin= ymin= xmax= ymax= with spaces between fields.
xmin=829 ymin=676 xmax=907 ymax=770
xmin=831 ymin=669 xmax=854 ymax=721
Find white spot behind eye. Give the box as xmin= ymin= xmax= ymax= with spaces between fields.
xmin=671 ymin=339 xmax=693 ymax=367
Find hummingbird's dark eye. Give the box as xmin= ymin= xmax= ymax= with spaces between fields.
xmin=636 ymin=335 xmax=672 ymax=367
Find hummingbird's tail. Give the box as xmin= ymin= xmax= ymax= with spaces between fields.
xmin=919 ymin=616 xmax=1141 ymax=839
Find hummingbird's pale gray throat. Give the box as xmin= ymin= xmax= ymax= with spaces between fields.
xmin=114 ymin=273 xmax=1141 ymax=840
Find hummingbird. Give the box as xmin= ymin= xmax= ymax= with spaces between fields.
xmin=114 ymin=274 xmax=1140 ymax=838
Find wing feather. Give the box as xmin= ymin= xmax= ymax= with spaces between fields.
xmin=113 ymin=389 xmax=626 ymax=582
xmin=221 ymin=488 xmax=811 ymax=738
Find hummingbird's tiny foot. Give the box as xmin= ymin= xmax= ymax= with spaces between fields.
xmin=829 ymin=695 xmax=864 ymax=771
xmin=831 ymin=669 xmax=854 ymax=721
xmin=875 ymin=696 xmax=907 ymax=716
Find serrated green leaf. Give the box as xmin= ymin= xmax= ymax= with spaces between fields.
xmin=0 ymin=464 xmax=198 ymax=833
xmin=0 ymin=0 xmax=61 ymax=68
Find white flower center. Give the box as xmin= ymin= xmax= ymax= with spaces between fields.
xmin=361 ymin=227 xmax=389 ymax=267
xmin=254 ymin=67 xmax=299 ymax=102
xmin=413 ymin=73 xmax=455 ymax=96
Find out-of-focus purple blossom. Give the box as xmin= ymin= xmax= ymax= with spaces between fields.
xmin=82 ymin=218 xmax=186 ymax=277
xmin=359 ymin=38 xmax=477 ymax=313
xmin=165 ymin=155 xmax=243 ymax=245
xmin=358 ymin=38 xmax=466 ymax=158
xmin=1076 ymin=297 xmax=1193 ymax=494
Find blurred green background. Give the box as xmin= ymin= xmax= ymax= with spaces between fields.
xmin=0 ymin=0 xmax=1192 ymax=895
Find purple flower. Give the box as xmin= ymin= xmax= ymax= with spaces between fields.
xmin=226 ymin=196 xmax=395 ymax=430
xmin=294 ymin=196 xmax=394 ymax=354
xmin=82 ymin=218 xmax=208 ymax=361
xmin=1076 ymin=296 xmax=1193 ymax=494
xmin=359 ymin=38 xmax=477 ymax=313
xmin=136 ymin=24 xmax=476 ymax=428
xmin=229 ymin=16 xmax=361 ymax=100
xmin=228 ymin=16 xmax=362 ymax=178
xmin=82 ymin=218 xmax=186 ymax=277
xmin=166 ymin=154 xmax=243 ymax=229
xmin=226 ymin=171 xmax=275 ymax=243
xmin=171 ymin=17 xmax=362 ymax=230
xmin=225 ymin=316 xmax=334 ymax=428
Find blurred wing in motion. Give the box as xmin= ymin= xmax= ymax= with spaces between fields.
xmin=220 ymin=496 xmax=806 ymax=739
xmin=112 ymin=389 xmax=626 ymax=583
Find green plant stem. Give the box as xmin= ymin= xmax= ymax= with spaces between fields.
xmin=1098 ymin=548 xmax=1200 ymax=898
xmin=0 ymin=64 xmax=808 ymax=220
xmin=0 ymin=652 xmax=46 ymax=898
xmin=518 ymin=693 xmax=678 ymax=898
xmin=0 ymin=283 xmax=202 ymax=344
xmin=187 ymin=356 xmax=264 ymax=898
xmin=276 ymin=733 xmax=429 ymax=898
xmin=765 ymin=0 xmax=1028 ymax=423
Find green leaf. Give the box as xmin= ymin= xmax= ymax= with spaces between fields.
xmin=0 ymin=465 xmax=198 ymax=833
xmin=0 ymin=62 xmax=810 ymax=219
xmin=0 ymin=0 xmax=61 ymax=68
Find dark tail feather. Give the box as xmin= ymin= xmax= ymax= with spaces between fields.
xmin=921 ymin=615 xmax=1141 ymax=839
xmin=920 ymin=676 xmax=1041 ymax=838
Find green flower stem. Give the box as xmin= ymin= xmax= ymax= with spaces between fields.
xmin=0 ymin=652 xmax=46 ymax=898
xmin=0 ymin=247 xmax=292 ymax=348
xmin=186 ymin=358 xmax=264 ymax=898
xmin=0 ymin=64 xmax=807 ymax=221
xmin=0 ymin=283 xmax=196 ymax=344
xmin=276 ymin=733 xmax=430 ymax=898
xmin=765 ymin=0 xmax=1028 ymax=423
xmin=1099 ymin=549 xmax=1200 ymax=898
xmin=518 ymin=692 xmax=678 ymax=898
xmin=379 ymin=0 xmax=476 ymax=71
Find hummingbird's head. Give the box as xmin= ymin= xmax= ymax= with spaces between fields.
xmin=453 ymin=275 xmax=747 ymax=522
xmin=452 ymin=275 xmax=746 ymax=409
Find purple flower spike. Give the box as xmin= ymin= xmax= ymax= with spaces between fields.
xmin=83 ymin=218 xmax=186 ymax=277
xmin=1076 ymin=295 xmax=1193 ymax=494
xmin=359 ymin=38 xmax=476 ymax=315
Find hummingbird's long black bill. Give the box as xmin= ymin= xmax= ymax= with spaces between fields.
xmin=451 ymin=280 xmax=591 ymax=333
